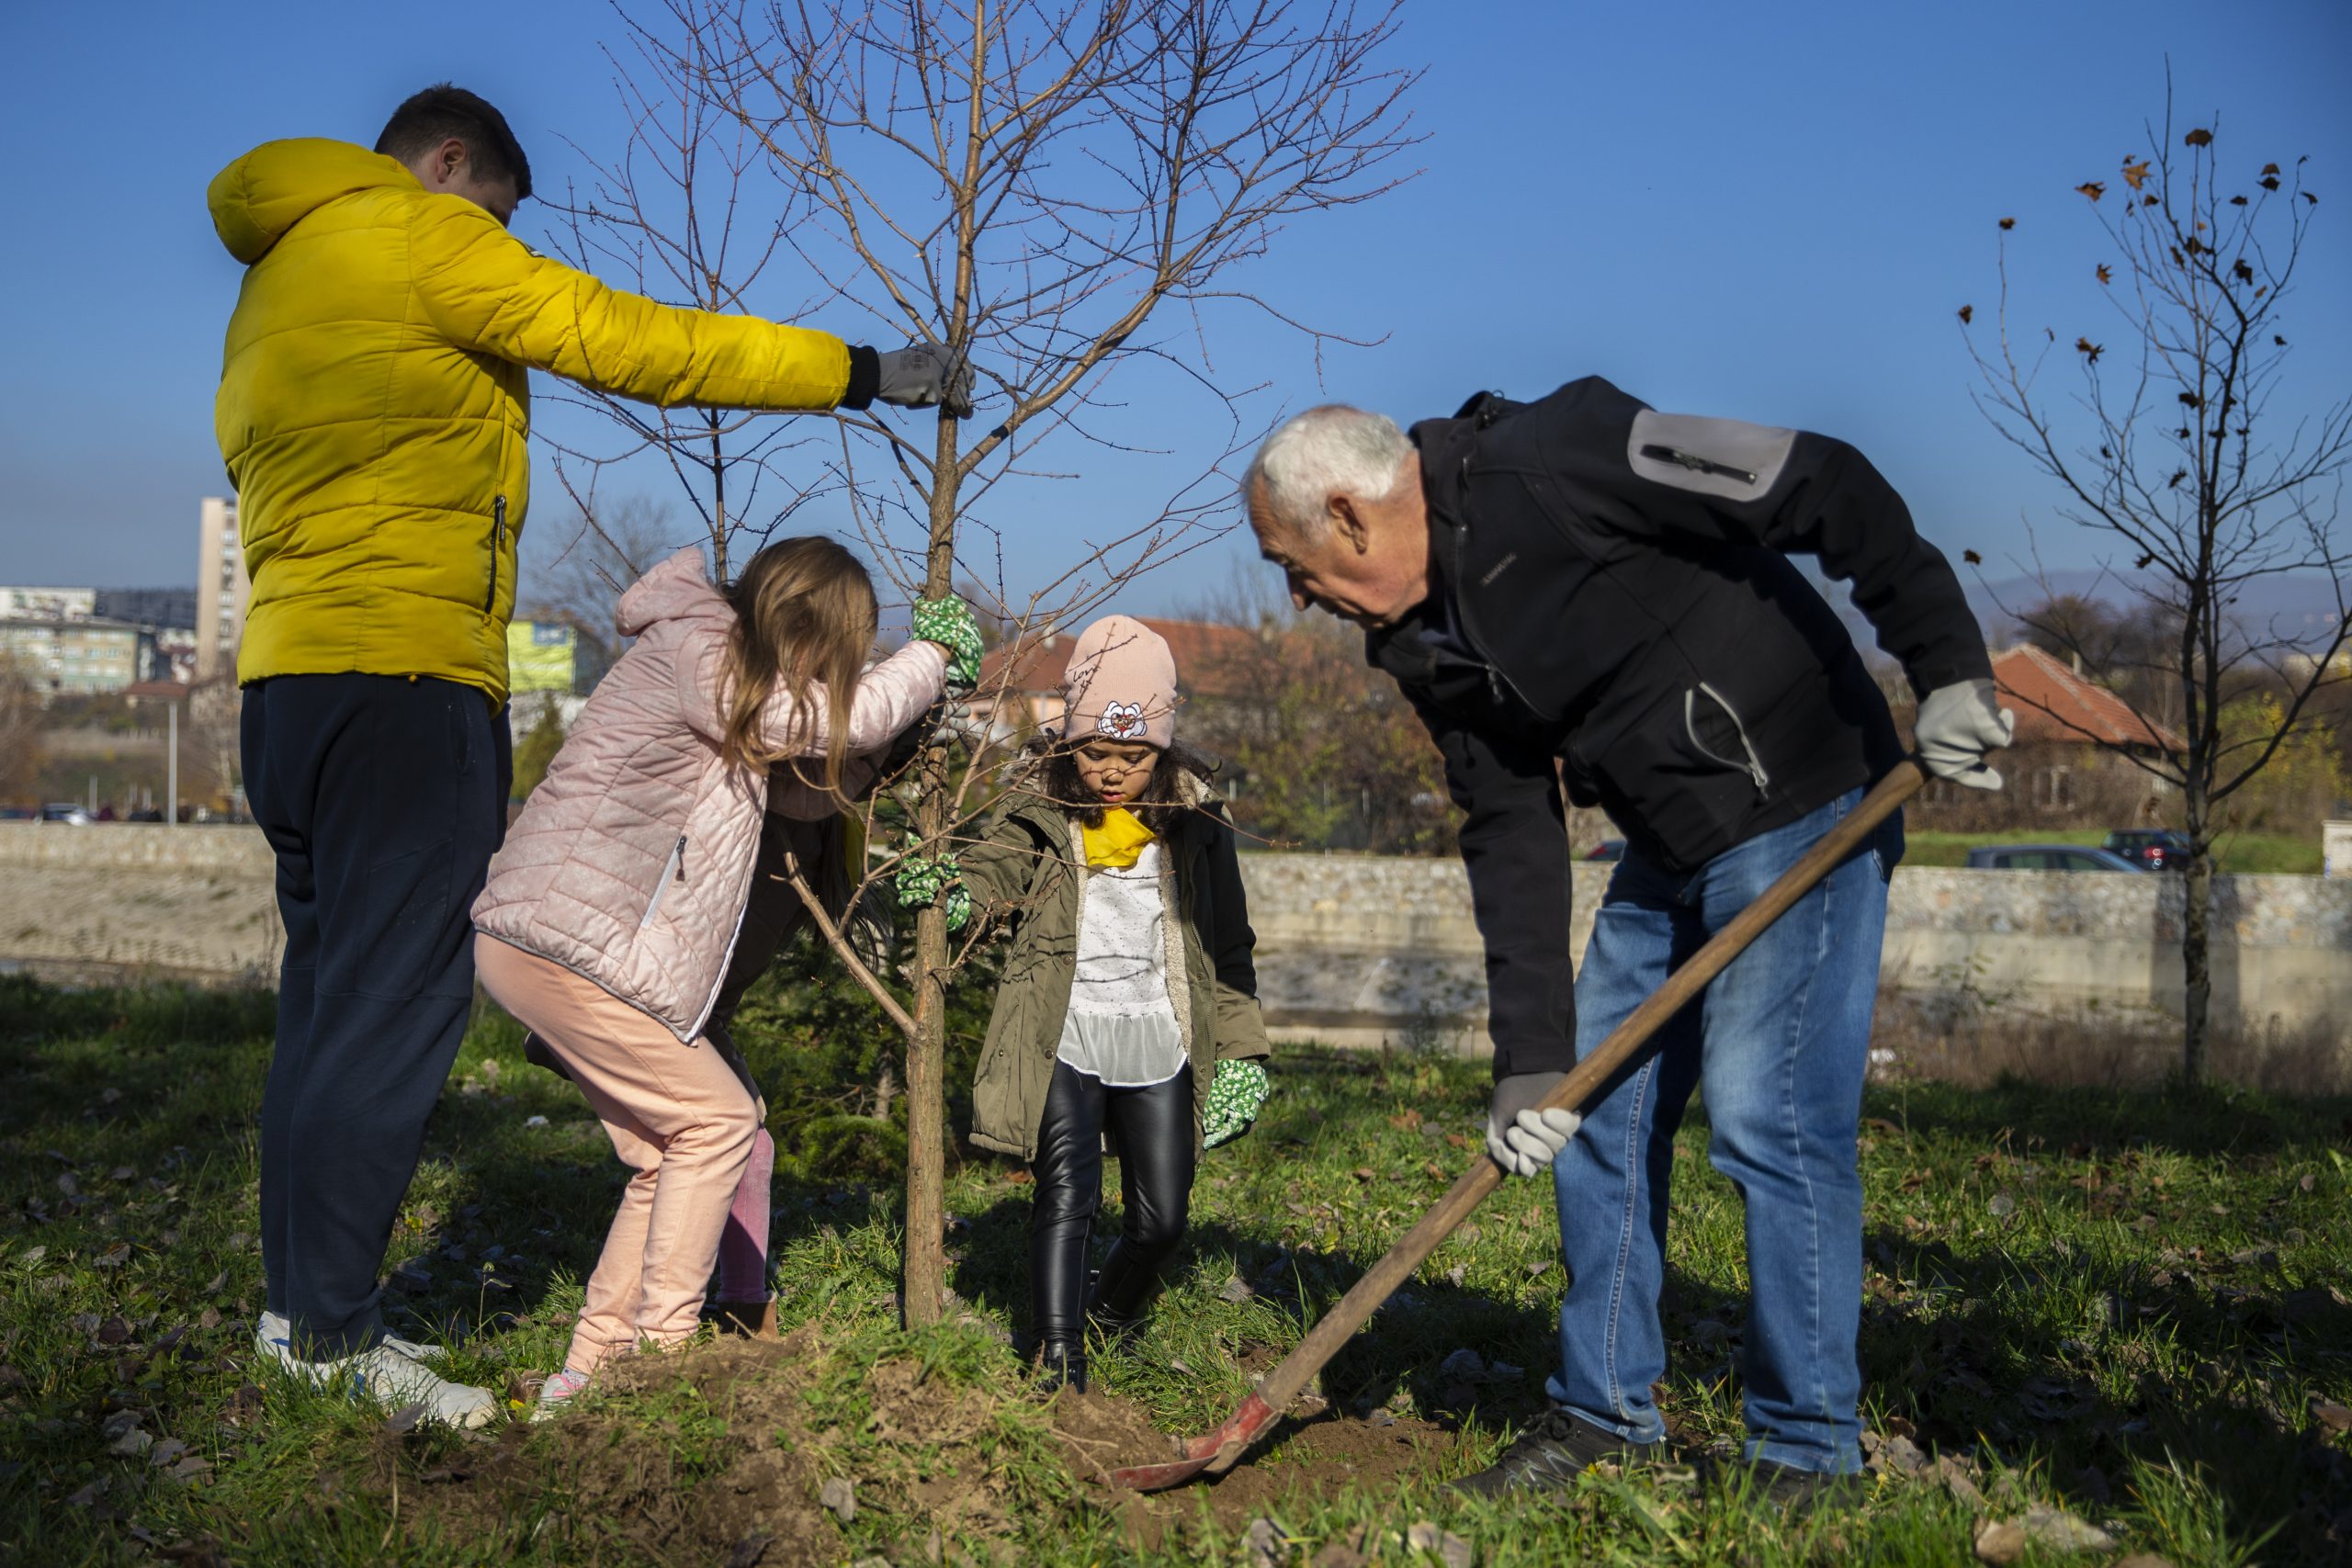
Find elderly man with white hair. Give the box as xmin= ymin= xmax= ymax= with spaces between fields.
xmin=1243 ymin=379 xmax=2010 ymax=1505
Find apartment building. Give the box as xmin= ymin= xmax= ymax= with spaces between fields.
xmin=195 ymin=496 xmax=250 ymax=681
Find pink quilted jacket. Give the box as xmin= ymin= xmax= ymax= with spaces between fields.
xmin=472 ymin=548 xmax=944 ymax=1040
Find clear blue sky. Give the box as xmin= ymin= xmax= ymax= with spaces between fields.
xmin=2 ymin=0 xmax=2346 ymax=620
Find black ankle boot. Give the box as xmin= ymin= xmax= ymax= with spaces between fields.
xmin=1035 ymin=1338 xmax=1087 ymax=1394
xmin=1085 ymin=1242 xmax=1163 ymax=1346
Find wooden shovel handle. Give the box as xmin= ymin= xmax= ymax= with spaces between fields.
xmin=1225 ymin=761 xmax=1922 ymax=1461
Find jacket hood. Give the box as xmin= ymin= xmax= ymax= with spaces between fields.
xmin=209 ymin=139 xmax=418 ymax=265
xmin=616 ymin=547 xmax=729 ymax=637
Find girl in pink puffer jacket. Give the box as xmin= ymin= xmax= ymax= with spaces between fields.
xmin=471 ymin=538 xmax=978 ymax=1411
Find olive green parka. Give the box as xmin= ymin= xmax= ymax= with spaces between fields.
xmin=960 ymin=769 xmax=1271 ymax=1160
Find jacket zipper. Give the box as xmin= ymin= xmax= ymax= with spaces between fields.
xmin=1685 ymin=683 xmax=1771 ymax=794
xmin=484 ymin=495 xmax=507 ymax=613
xmin=1640 ymin=444 xmax=1757 ymax=486
xmin=1450 ymin=457 xmax=1547 ymax=718
xmin=639 ymin=834 xmax=687 ymax=929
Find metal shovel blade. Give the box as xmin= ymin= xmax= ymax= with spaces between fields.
xmin=1102 ymin=762 xmax=1924 ymax=1493
xmin=1104 ymin=1393 xmax=1277 ymax=1490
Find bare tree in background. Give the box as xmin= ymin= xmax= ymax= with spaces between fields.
xmin=0 ymin=655 xmax=43 ymax=806
xmin=558 ymin=0 xmax=1422 ymax=1322
xmin=540 ymin=15 xmax=840 ymax=580
xmin=518 ymin=494 xmax=684 ymax=676
xmin=1184 ymin=569 xmax=1455 ymax=855
xmin=1964 ymin=90 xmax=2350 ymax=1080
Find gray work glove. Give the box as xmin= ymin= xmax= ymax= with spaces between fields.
xmin=1915 ymin=678 xmax=2016 ymax=791
xmin=1487 ymin=1071 xmax=1582 ymax=1179
xmin=874 ymin=344 xmax=975 ymax=419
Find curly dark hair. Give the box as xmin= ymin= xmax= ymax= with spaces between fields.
xmin=1026 ymin=736 xmax=1218 ymax=838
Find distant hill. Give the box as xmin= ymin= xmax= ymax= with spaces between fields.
xmin=1813 ymin=568 xmax=2344 ymax=672
xmin=1964 ymin=570 xmax=2346 ymax=644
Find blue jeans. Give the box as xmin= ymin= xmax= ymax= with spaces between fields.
xmin=1546 ymin=789 xmax=1899 ymax=1473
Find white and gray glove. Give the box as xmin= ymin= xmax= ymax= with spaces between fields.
xmin=875 ymin=344 xmax=975 ymax=419
xmin=1487 ymin=1071 xmax=1582 ymax=1179
xmin=1915 ymin=678 xmax=2016 ymax=791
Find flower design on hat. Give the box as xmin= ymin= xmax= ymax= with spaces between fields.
xmin=1096 ymin=701 xmax=1147 ymax=739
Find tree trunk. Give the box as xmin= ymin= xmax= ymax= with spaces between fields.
xmin=2180 ymin=775 xmax=2212 ymax=1084
xmin=901 ymin=410 xmax=964 ymax=1327
xmin=904 ymin=895 xmax=949 ymax=1324
xmin=873 ymin=1057 xmax=897 ymax=1122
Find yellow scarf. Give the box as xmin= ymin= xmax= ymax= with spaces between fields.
xmin=1080 ymin=807 xmax=1158 ymax=869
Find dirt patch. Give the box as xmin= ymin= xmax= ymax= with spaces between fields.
xmin=1049 ymin=1383 xmax=1461 ymax=1545
xmin=379 ymin=1333 xmax=840 ymax=1566
xmin=1170 ymin=1409 xmax=1459 ymax=1528
xmin=364 ymin=1330 xmax=1462 ymax=1562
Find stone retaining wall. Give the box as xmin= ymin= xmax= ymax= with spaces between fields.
xmin=6 ymin=827 xmax=2347 ymax=1064
xmin=1243 ymin=850 xmax=2352 ymax=1056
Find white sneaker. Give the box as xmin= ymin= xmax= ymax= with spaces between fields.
xmin=257 ymin=1311 xmax=443 ymax=1364
xmin=254 ymin=1324 xmax=498 ymax=1430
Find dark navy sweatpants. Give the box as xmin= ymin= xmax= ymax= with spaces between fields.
xmin=241 ymin=674 xmax=511 ymax=1358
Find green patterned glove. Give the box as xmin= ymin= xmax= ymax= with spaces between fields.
xmin=911 ymin=597 xmax=984 ymax=699
xmin=1203 ymin=1060 xmax=1270 ymax=1149
xmin=894 ymin=852 xmax=972 ymax=931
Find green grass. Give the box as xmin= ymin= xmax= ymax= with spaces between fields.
xmin=2 ymin=974 xmax=2348 ymax=1564
xmin=1901 ymin=829 xmax=2323 ymax=874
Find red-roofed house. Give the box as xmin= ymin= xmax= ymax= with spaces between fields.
xmin=1994 ymin=643 xmax=2182 ymax=752
xmin=1907 ymin=643 xmax=2181 ymax=826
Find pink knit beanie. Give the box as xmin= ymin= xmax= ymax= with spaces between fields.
xmin=1060 ymin=615 xmax=1178 ymax=749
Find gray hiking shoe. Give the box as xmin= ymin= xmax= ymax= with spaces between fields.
xmin=1451 ymin=1407 xmax=1658 ymax=1497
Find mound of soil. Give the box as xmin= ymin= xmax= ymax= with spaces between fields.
xmin=369 ymin=1329 xmax=1461 ymax=1562
xmin=1052 ymin=1381 xmax=1461 ymax=1545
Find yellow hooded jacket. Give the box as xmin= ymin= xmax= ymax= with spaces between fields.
xmin=209 ymin=139 xmax=863 ymax=705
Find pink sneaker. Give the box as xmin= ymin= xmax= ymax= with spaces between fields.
xmin=531 ymin=1367 xmax=594 ymax=1423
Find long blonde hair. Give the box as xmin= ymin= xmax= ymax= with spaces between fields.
xmin=718 ymin=537 xmax=877 ymax=801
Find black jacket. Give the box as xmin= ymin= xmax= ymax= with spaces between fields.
xmin=1368 ymin=377 xmax=1989 ymax=1078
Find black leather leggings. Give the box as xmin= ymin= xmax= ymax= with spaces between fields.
xmin=1029 ymin=1059 xmax=1194 ymax=1344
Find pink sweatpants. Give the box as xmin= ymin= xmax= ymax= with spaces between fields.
xmin=474 ymin=936 xmax=760 ymax=1375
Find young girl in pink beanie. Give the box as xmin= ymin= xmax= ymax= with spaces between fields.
xmin=906 ymin=615 xmax=1272 ymax=1393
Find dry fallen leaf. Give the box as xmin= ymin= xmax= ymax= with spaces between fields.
xmin=2122 ymin=160 xmax=2151 ymax=190
xmin=2184 ymin=128 xmax=2213 ymax=148
xmin=2096 ymin=264 xmax=2112 ymax=284
xmin=2075 ymin=182 xmax=2105 ymax=201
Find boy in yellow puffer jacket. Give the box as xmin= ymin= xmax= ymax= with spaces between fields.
xmin=216 ymin=84 xmax=968 ymax=1427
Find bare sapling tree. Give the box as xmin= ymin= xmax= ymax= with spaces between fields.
xmin=1964 ymin=89 xmax=2351 ymax=1080
xmin=584 ymin=0 xmax=1419 ymax=1321
xmin=540 ymin=10 xmax=845 ymax=580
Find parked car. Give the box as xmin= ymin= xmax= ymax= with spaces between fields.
xmin=2101 ymin=829 xmax=2191 ymax=872
xmin=40 ymin=803 xmax=93 ymax=826
xmin=1965 ymin=844 xmax=2143 ymax=872
xmin=1584 ymin=839 xmax=1626 ymax=863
